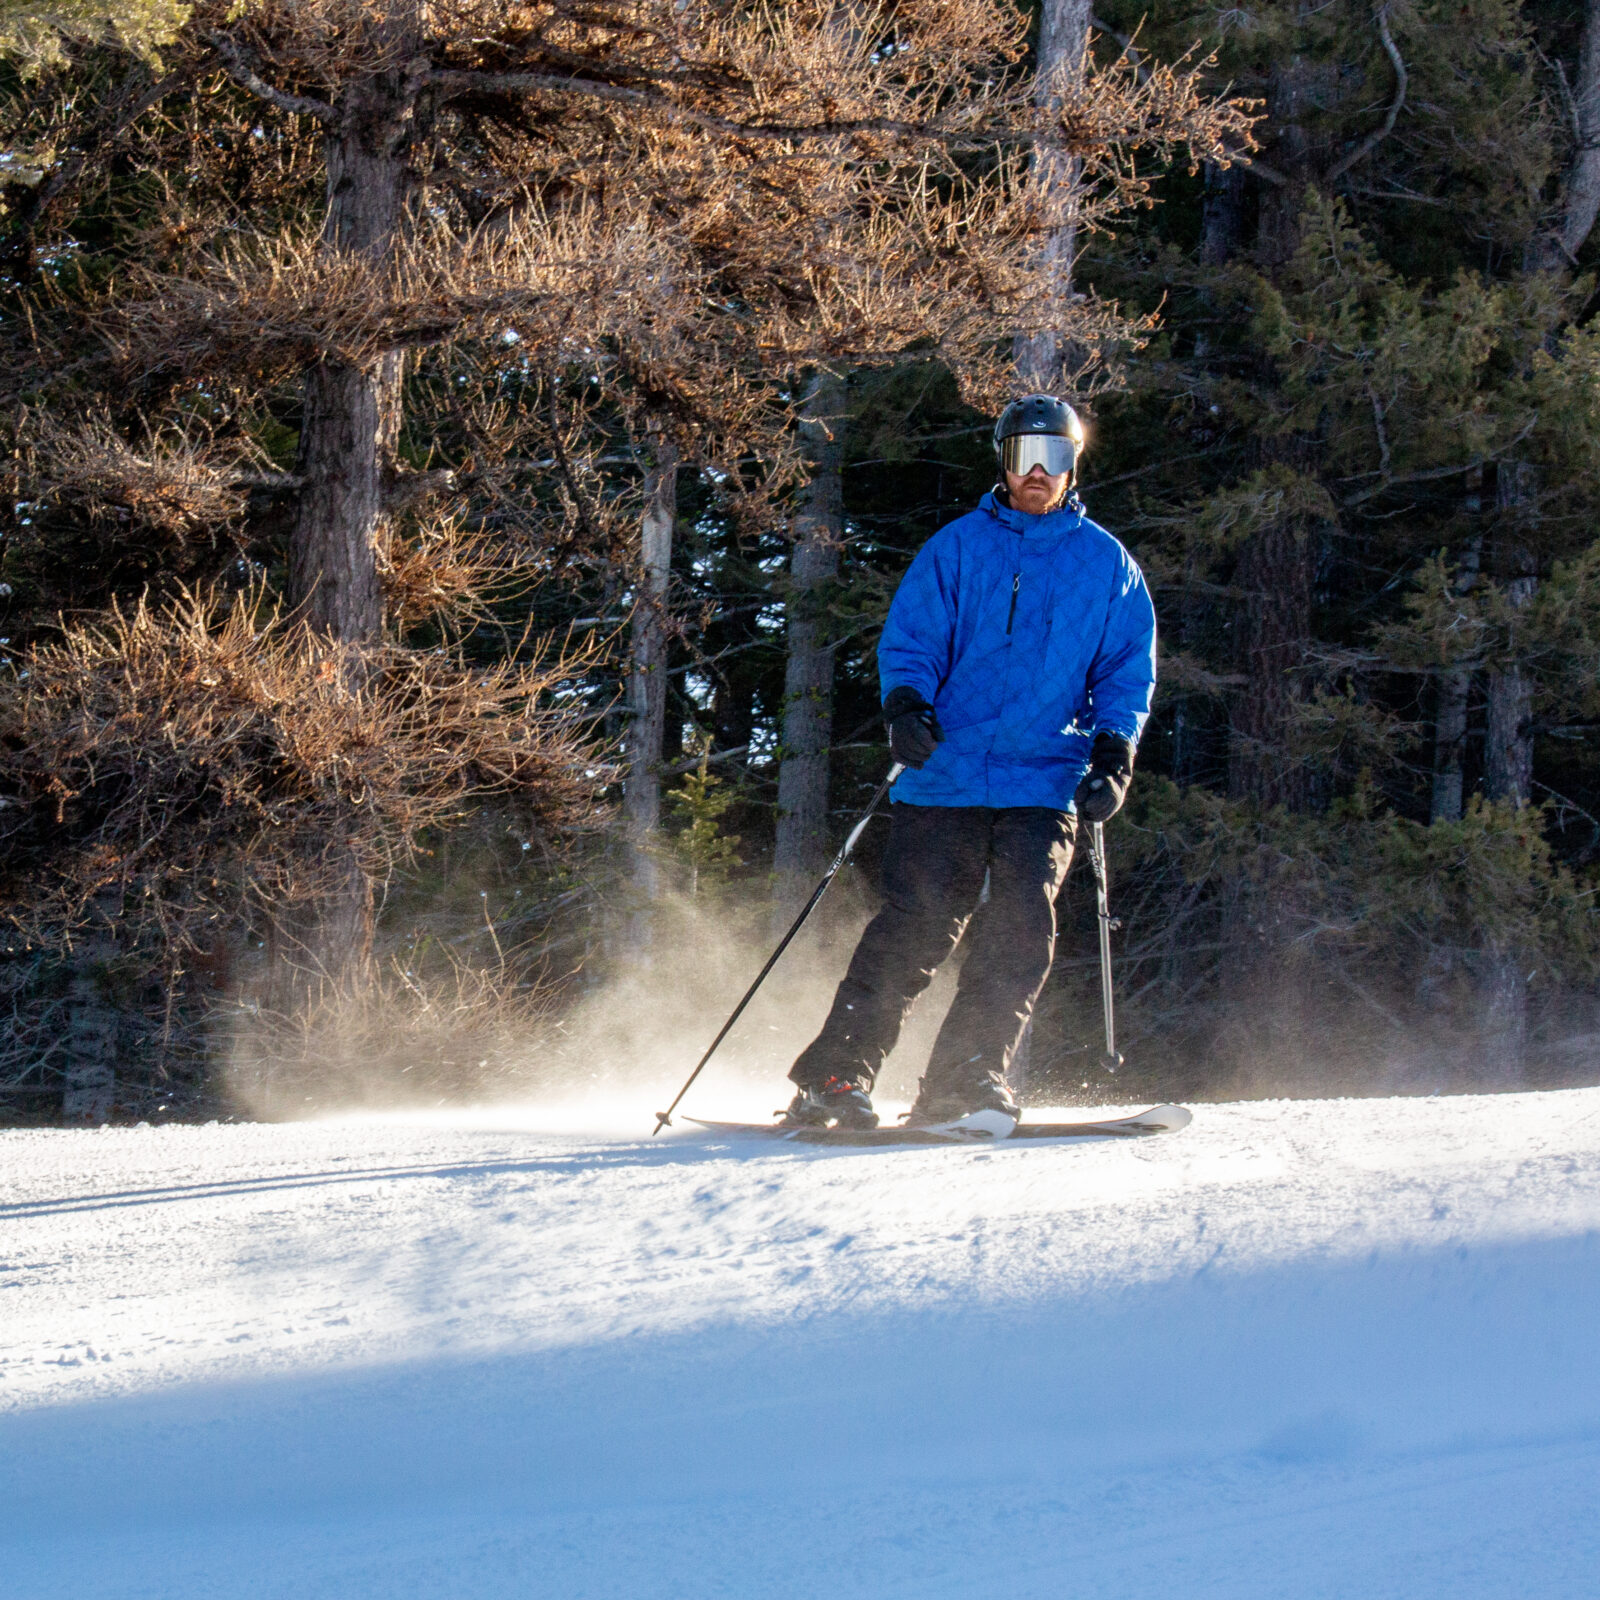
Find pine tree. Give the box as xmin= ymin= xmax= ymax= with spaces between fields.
xmin=666 ymin=732 xmax=742 ymax=899
xmin=0 ymin=1 xmax=1247 ymax=1110
xmin=1057 ymin=0 xmax=1600 ymax=1092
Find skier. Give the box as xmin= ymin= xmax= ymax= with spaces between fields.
xmin=781 ymin=395 xmax=1157 ymax=1131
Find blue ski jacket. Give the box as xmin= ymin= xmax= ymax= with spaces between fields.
xmin=878 ymin=490 xmax=1157 ymax=811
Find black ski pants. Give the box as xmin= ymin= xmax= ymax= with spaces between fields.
xmin=789 ymin=802 xmax=1076 ymax=1099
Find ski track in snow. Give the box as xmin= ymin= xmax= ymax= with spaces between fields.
xmin=3 ymin=1088 xmax=1599 ymax=1598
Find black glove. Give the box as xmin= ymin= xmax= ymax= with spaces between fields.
xmin=883 ymin=685 xmax=944 ymax=770
xmin=1074 ymin=732 xmax=1134 ymax=823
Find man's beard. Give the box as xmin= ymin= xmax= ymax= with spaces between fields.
xmin=998 ymin=480 xmax=1070 ymax=512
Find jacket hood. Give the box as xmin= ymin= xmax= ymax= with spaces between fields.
xmin=978 ymin=488 xmax=1088 ymax=538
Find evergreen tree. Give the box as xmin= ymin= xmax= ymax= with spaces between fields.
xmin=1059 ymin=0 xmax=1600 ymax=1092
xmin=0 ymin=1 xmax=1244 ymax=1115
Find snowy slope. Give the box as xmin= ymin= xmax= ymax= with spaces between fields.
xmin=3 ymin=1089 xmax=1599 ymax=1599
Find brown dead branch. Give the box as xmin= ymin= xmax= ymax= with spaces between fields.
xmin=24 ymin=409 xmax=263 ymax=537
xmin=380 ymin=507 xmax=521 ymax=632
xmin=0 ymin=583 xmax=609 ymax=957
xmin=108 ymin=205 xmax=690 ymax=379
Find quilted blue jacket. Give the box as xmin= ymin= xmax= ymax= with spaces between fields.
xmin=878 ymin=490 xmax=1157 ymax=811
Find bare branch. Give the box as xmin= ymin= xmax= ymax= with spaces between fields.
xmin=208 ymin=33 xmax=335 ymax=125
xmin=1367 ymin=386 xmax=1392 ymax=480
xmin=1325 ymin=3 xmax=1408 ymax=185
xmin=233 ymin=471 xmax=304 ymax=491
xmin=1244 ymin=153 xmax=1289 ymax=187
xmin=1343 ymin=182 xmax=1448 ymax=207
xmin=1540 ymin=49 xmax=1583 ymax=148
xmin=1339 ymin=418 xmax=1539 ymax=508
xmin=1089 ymin=14 xmax=1150 ymax=86
xmin=425 ymin=69 xmax=979 ymax=147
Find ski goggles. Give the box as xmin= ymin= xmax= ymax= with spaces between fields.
xmin=999 ymin=432 xmax=1078 ymax=477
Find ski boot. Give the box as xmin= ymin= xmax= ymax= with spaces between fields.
xmin=902 ymin=1073 xmax=1020 ymax=1130
xmin=779 ymin=1075 xmax=880 ymax=1131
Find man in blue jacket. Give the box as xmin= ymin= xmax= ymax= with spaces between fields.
xmin=782 ymin=394 xmax=1157 ymax=1131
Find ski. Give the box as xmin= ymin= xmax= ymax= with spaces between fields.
xmin=1007 ymin=1104 xmax=1191 ymax=1139
xmin=682 ymin=1104 xmax=1191 ymax=1146
xmin=682 ymin=1115 xmax=1004 ymax=1146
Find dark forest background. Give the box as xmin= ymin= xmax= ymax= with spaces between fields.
xmin=3 ymin=0 xmax=1599 ymax=1123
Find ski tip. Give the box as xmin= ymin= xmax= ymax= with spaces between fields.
xmin=681 ymin=1117 xmax=794 ymax=1137
xmin=1143 ymin=1104 xmax=1193 ymax=1132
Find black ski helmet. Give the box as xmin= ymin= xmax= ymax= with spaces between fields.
xmin=992 ymin=393 xmax=1086 ymax=473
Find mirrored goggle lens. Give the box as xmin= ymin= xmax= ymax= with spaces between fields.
xmin=1000 ymin=432 xmax=1077 ymax=476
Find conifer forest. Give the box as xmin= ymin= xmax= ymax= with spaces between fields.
xmin=2 ymin=0 xmax=1599 ymax=1123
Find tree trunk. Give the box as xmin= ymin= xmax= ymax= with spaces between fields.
xmin=774 ymin=374 xmax=847 ymax=910
xmin=1228 ymin=511 xmax=1314 ymax=810
xmin=1430 ymin=671 xmax=1472 ymax=824
xmin=1472 ymin=4 xmax=1600 ymax=1080
xmin=1224 ymin=24 xmax=1327 ymax=811
xmin=1477 ymin=467 xmax=1539 ymax=1086
xmin=1472 ymin=1 xmax=1600 ymax=1081
xmin=1482 ymin=0 xmax=1600 ymax=806
xmin=275 ymin=54 xmax=417 ymax=1013
xmin=1483 ymin=2 xmax=1600 ymax=802
xmin=1200 ymin=159 xmax=1247 ymax=269
xmin=62 ymin=891 xmax=120 ymax=1123
xmin=1482 ymin=586 xmax=1535 ymax=809
xmin=623 ymin=435 xmax=679 ymax=909
xmin=1430 ymin=527 xmax=1482 ymax=824
xmin=289 ymin=73 xmax=415 ymax=643
xmin=1528 ymin=0 xmax=1600 ymax=273
xmin=1013 ymin=0 xmax=1091 ymax=387
xmin=1479 ymin=940 xmax=1529 ymax=1089
xmin=1565 ymin=0 xmax=1600 ymax=262
xmin=1178 ymin=157 xmax=1251 ymax=768
xmin=1256 ymin=21 xmax=1326 ymax=273
xmin=262 ymin=844 xmax=376 ymax=1019
xmin=1483 ymin=465 xmax=1538 ymax=810
xmin=290 ymin=356 xmax=397 ymax=642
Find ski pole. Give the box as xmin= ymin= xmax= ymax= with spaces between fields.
xmin=652 ymin=763 xmax=905 ymax=1134
xmin=1087 ymin=819 xmax=1124 ymax=1073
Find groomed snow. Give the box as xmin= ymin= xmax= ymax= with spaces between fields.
xmin=3 ymin=1088 xmax=1599 ymax=1598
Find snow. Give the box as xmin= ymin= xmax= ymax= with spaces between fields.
xmin=3 ymin=1087 xmax=1599 ymax=1598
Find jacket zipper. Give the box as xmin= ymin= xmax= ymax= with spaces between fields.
xmin=1006 ymin=571 xmax=1020 ymax=636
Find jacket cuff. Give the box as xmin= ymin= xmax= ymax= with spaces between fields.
xmin=1090 ymin=731 xmax=1135 ymax=777
xmin=883 ymin=684 xmax=934 ymax=719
